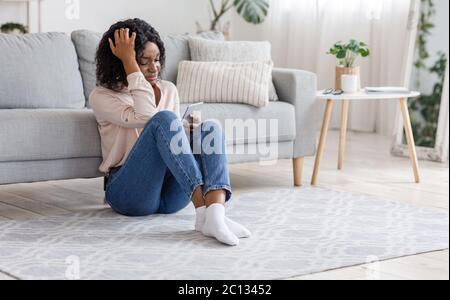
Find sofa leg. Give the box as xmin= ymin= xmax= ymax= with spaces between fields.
xmin=293 ymin=157 xmax=304 ymax=187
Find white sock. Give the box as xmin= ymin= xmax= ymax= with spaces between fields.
xmin=195 ymin=206 xmax=207 ymax=232
xmin=195 ymin=206 xmax=251 ymax=238
xmin=223 ymin=217 xmax=251 ymax=238
xmin=200 ymin=204 xmax=239 ymax=246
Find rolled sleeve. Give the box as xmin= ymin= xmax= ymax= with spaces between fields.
xmin=89 ymin=72 xmax=158 ymax=128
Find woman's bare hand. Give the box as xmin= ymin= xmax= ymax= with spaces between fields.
xmin=191 ymin=112 xmax=201 ymax=130
xmin=109 ymin=28 xmax=136 ymax=62
xmin=183 ymin=112 xmax=201 ymax=132
xmin=108 ymin=28 xmax=140 ymax=75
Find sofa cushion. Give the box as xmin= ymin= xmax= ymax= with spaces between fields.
xmin=70 ymin=30 xmax=102 ymax=107
xmin=188 ymin=37 xmax=279 ymax=101
xmin=0 ymin=103 xmax=294 ymax=162
xmin=0 ymin=32 xmax=85 ymax=109
xmin=71 ymin=30 xmax=224 ymax=107
xmin=0 ymin=109 xmax=101 ymax=162
xmin=162 ymin=31 xmax=224 ymax=84
xmin=180 ymin=101 xmax=296 ymax=145
xmin=177 ymin=61 xmax=272 ymax=107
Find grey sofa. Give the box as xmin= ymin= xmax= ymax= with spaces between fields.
xmin=0 ymin=30 xmax=318 ymax=186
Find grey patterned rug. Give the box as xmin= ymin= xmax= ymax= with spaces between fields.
xmin=0 ymin=187 xmax=448 ymax=280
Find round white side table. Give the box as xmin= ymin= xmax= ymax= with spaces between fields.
xmin=311 ymin=90 xmax=421 ymax=185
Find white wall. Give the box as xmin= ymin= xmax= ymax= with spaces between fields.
xmin=229 ymin=10 xmax=264 ymax=41
xmin=0 ymin=0 xmax=220 ymax=35
xmin=0 ymin=2 xmax=28 ymax=28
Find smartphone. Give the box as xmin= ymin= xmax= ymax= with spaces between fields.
xmin=182 ymin=102 xmax=204 ymax=120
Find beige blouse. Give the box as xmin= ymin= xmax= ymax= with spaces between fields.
xmin=89 ymin=71 xmax=182 ymax=174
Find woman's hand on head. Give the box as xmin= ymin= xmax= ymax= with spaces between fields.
xmin=108 ymin=28 xmax=136 ymax=63
xmin=108 ymin=28 xmax=140 ymax=75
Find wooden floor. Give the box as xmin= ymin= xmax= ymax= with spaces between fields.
xmin=0 ymin=130 xmax=448 ymax=280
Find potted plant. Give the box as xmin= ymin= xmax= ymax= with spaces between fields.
xmin=327 ymin=39 xmax=370 ymax=90
xmin=197 ymin=0 xmax=269 ymax=40
xmin=0 ymin=22 xmax=28 ymax=35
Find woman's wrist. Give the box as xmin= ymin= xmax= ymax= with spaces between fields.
xmin=122 ymin=58 xmax=140 ymax=76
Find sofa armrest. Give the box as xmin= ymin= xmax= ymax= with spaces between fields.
xmin=272 ymin=68 xmax=320 ymax=158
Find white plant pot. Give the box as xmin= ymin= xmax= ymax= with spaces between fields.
xmin=341 ymin=74 xmax=359 ymax=93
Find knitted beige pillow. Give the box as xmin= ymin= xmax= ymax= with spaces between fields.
xmin=177 ymin=60 xmax=273 ymax=107
xmin=188 ymin=37 xmax=279 ymax=101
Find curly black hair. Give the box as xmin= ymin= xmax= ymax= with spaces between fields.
xmin=95 ymin=18 xmax=166 ymax=91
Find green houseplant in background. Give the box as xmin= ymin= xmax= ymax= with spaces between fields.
xmin=0 ymin=22 xmax=28 ymax=34
xmin=327 ymin=39 xmax=370 ymax=90
xmin=197 ymin=0 xmax=269 ymax=40
xmin=409 ymin=53 xmax=447 ymax=148
xmin=408 ymin=0 xmax=447 ymax=148
xmin=327 ymin=40 xmax=371 ymax=68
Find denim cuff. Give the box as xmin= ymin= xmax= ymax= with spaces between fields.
xmin=188 ymin=181 xmax=205 ymax=202
xmin=203 ymin=185 xmax=233 ymax=202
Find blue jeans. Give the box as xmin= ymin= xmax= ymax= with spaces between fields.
xmin=105 ymin=110 xmax=232 ymax=216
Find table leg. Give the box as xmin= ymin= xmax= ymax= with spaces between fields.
xmin=293 ymin=157 xmax=304 ymax=187
xmin=338 ymin=100 xmax=349 ymax=170
xmin=311 ymin=100 xmax=334 ymax=186
xmin=399 ymin=98 xmax=421 ymax=183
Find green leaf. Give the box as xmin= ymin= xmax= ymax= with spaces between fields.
xmin=336 ymin=49 xmax=347 ymax=59
xmin=348 ymin=39 xmax=358 ymax=46
xmin=359 ymin=48 xmax=370 ymax=57
xmin=422 ymin=22 xmax=435 ymax=30
xmin=233 ymin=0 xmax=269 ymax=24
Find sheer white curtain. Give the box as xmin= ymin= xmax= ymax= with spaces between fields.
xmin=262 ymin=0 xmax=412 ymax=135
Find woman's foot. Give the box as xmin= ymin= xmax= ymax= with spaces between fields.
xmin=195 ymin=206 xmax=251 ymax=239
xmin=199 ymin=204 xmax=239 ymax=246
